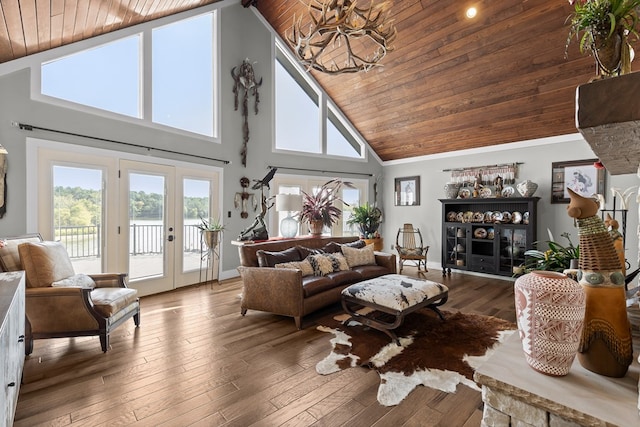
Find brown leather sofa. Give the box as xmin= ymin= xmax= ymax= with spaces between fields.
xmin=237 ymin=236 xmax=396 ymax=328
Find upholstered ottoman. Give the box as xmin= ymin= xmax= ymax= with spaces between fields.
xmin=341 ymin=274 xmax=448 ymax=344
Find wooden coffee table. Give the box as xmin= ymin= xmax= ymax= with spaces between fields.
xmin=341 ymin=274 xmax=449 ymax=345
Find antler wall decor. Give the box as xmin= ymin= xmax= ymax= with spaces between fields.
xmin=288 ymin=0 xmax=397 ymax=74
xmin=231 ymin=58 xmax=262 ymax=167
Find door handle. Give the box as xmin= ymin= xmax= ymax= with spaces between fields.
xmin=167 ymin=235 xmax=174 ymax=242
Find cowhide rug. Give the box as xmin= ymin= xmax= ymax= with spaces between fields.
xmin=316 ymin=309 xmax=516 ymax=406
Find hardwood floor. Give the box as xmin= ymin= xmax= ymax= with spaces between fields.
xmin=14 ymin=268 xmax=516 ymax=427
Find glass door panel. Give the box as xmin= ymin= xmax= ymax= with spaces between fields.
xmin=128 ymin=173 xmax=165 ymax=280
xmin=183 ymin=178 xmax=210 ymax=273
xmin=52 ymin=165 xmax=104 ymax=274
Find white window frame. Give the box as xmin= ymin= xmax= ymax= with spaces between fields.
xmin=273 ymin=41 xmax=367 ymax=161
xmin=30 ymin=7 xmax=221 ymax=143
xmin=270 ymin=174 xmax=369 ymax=237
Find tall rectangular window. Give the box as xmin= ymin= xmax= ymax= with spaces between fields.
xmin=152 ymin=14 xmax=214 ymax=136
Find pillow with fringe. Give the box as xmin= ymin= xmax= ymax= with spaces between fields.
xmin=274 ymin=259 xmax=314 ymax=277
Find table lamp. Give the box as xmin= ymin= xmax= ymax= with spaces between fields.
xmin=275 ymin=194 xmax=303 ymax=238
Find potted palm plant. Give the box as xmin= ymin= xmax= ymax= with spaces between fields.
xmin=196 ymin=216 xmax=224 ymax=250
xmin=298 ymin=179 xmax=353 ymax=236
xmin=346 ymin=203 xmax=382 ymax=238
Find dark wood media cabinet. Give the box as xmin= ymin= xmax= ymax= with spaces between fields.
xmin=440 ymin=197 xmax=539 ymax=277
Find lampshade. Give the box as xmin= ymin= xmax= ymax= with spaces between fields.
xmin=275 ymin=194 xmax=303 ymax=212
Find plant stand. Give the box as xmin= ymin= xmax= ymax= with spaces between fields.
xmin=199 ymin=231 xmax=221 ymax=288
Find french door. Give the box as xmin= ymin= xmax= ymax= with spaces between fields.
xmin=32 ymin=140 xmax=221 ymax=297
xmin=119 ymin=160 xmax=176 ymax=295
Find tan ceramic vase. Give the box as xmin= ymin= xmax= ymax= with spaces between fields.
xmin=514 ymin=271 xmax=586 ymax=376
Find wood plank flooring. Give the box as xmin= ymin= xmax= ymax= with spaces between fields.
xmin=14 ymin=268 xmax=516 ymax=427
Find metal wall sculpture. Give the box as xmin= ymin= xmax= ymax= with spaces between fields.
xmin=231 ymin=59 xmax=262 ymax=167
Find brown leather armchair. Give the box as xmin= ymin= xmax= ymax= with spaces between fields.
xmin=0 ymin=234 xmax=140 ymax=354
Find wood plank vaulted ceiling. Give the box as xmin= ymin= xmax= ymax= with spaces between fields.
xmin=0 ymin=0 xmax=596 ymax=161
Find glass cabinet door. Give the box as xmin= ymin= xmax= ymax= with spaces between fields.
xmin=498 ymin=227 xmax=527 ymax=275
xmin=444 ymin=225 xmax=469 ymax=269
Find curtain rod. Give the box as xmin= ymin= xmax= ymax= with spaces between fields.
xmin=14 ymin=122 xmax=231 ymax=165
xmin=268 ymin=165 xmax=373 ymax=177
xmin=442 ymin=162 xmax=523 ymax=172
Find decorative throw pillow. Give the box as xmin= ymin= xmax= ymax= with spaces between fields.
xmin=341 ymin=240 xmax=366 ymax=249
xmin=296 ymin=246 xmax=324 ymax=259
xmin=18 ymin=241 xmax=76 ymax=288
xmin=342 ymin=244 xmax=376 ymax=268
xmin=256 ymin=247 xmax=302 ymax=267
xmin=52 ymin=273 xmax=96 ymax=289
xmin=307 ymin=253 xmax=350 ymax=276
xmin=307 ymin=254 xmax=336 ymax=276
xmin=331 ymin=253 xmax=350 ymax=271
xmin=320 ymin=242 xmax=342 ymax=254
xmin=274 ymin=259 xmax=314 ymax=277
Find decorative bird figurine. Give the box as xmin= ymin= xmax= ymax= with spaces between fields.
xmin=251 ymin=167 xmax=277 ymax=190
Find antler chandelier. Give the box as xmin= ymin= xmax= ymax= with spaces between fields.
xmin=288 ymin=0 xmax=397 ymax=74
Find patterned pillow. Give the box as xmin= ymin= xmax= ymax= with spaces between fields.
xmin=307 ymin=253 xmax=350 ymax=276
xmin=331 ymin=253 xmax=350 ymax=271
xmin=274 ymin=259 xmax=314 ymax=277
xmin=342 ymin=244 xmax=376 ymax=268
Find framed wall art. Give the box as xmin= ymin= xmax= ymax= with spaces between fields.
xmin=395 ymin=176 xmax=420 ymax=206
xmin=551 ymin=159 xmax=605 ymax=204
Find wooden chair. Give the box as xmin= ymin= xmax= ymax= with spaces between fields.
xmin=395 ymin=224 xmax=429 ymax=277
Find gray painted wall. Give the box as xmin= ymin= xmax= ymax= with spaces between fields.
xmin=382 ymin=136 xmax=640 ymax=277
xmin=0 ymin=3 xmax=383 ymax=277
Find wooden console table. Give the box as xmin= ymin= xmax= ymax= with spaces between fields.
xmin=474 ymin=333 xmax=639 ymax=426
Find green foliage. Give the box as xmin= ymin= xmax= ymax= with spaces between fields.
xmin=566 ymin=0 xmax=640 ymax=54
xmin=196 ymin=216 xmax=224 ymax=231
xmin=54 ymin=186 xmax=210 ymax=228
xmin=298 ymin=179 xmax=354 ymax=228
xmin=346 ymin=203 xmax=382 ymax=237
xmin=522 ymin=231 xmax=580 ymax=273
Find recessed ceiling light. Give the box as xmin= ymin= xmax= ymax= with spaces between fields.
xmin=466 ymin=7 xmax=477 ymax=19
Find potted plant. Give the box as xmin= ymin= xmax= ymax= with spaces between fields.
xmin=346 ymin=203 xmax=382 ymax=238
xmin=197 ymin=216 xmax=224 ymax=250
xmin=565 ymin=0 xmax=640 ymax=77
xmin=520 ymin=230 xmax=580 ymax=274
xmin=298 ymin=178 xmax=353 ymax=236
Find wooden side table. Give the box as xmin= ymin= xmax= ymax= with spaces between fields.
xmin=363 ymin=237 xmax=384 ymax=251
